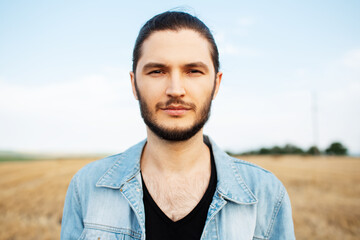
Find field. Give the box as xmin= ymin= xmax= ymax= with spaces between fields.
xmin=0 ymin=155 xmax=359 ymax=240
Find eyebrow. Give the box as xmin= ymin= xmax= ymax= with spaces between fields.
xmin=142 ymin=62 xmax=210 ymax=72
xmin=184 ymin=62 xmax=209 ymax=72
xmin=142 ymin=63 xmax=169 ymax=72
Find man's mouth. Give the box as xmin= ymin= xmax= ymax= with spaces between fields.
xmin=161 ymin=105 xmax=191 ymax=116
xmin=163 ymin=105 xmax=191 ymax=110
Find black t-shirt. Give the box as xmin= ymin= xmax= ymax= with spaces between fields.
xmin=141 ymin=140 xmax=217 ymax=240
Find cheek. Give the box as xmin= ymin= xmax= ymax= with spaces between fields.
xmin=137 ymin=80 xmax=162 ymax=98
xmin=137 ymin=78 xmax=167 ymax=96
xmin=138 ymin=88 xmax=163 ymax=110
xmin=185 ymin=80 xmax=214 ymax=99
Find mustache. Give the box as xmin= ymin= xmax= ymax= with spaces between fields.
xmin=155 ymin=98 xmax=197 ymax=111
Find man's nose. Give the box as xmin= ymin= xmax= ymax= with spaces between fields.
xmin=165 ymin=72 xmax=186 ymax=97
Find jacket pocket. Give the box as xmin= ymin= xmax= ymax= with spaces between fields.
xmin=79 ymin=225 xmax=141 ymax=240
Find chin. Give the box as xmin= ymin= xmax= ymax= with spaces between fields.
xmin=146 ymin=120 xmax=205 ymax=142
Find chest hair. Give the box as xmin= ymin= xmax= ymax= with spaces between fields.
xmin=143 ymin=172 xmax=210 ymax=222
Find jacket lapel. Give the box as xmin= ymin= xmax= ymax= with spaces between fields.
xmin=95 ymin=140 xmax=147 ymax=237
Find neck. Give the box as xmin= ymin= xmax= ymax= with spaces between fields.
xmin=141 ymin=129 xmax=210 ymax=175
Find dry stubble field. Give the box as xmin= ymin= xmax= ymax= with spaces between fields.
xmin=0 ymin=155 xmax=359 ymax=240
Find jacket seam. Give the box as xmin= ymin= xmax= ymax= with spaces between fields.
xmin=73 ymin=174 xmax=82 ymax=210
xmin=231 ymin=158 xmax=258 ymax=202
xmin=253 ymin=237 xmax=267 ymax=240
xmin=120 ymin=185 xmax=145 ymax=235
xmin=96 ymin=153 xmax=126 ymax=187
xmin=72 ymin=173 xmax=84 ymax=228
xmin=84 ymin=222 xmax=141 ymax=238
xmin=214 ymin=216 xmax=219 ymax=238
xmin=265 ymin=186 xmax=285 ymax=238
xmin=77 ymin=229 xmax=86 ymax=240
xmin=233 ymin=158 xmax=271 ymax=174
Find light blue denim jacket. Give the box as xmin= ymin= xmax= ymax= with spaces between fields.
xmin=61 ymin=137 xmax=295 ymax=240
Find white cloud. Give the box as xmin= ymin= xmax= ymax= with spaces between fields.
xmin=317 ymin=81 xmax=360 ymax=153
xmin=0 ymin=68 xmax=135 ymax=114
xmin=294 ymin=68 xmax=308 ymax=77
xmin=342 ymin=49 xmax=360 ymax=69
xmin=1 ymin=56 xmax=359 ymax=154
xmin=214 ymin=31 xmax=260 ymax=57
xmin=208 ymin=88 xmax=314 ymax=151
xmin=237 ymin=17 xmax=256 ymax=27
xmin=219 ymin=44 xmax=260 ymax=57
xmin=0 ymin=70 xmax=146 ymax=153
xmin=206 ymin=72 xmax=360 ymax=154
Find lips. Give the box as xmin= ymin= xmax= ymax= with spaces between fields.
xmin=164 ymin=105 xmax=191 ymax=110
xmin=161 ymin=105 xmax=191 ymax=116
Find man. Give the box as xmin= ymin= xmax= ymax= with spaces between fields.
xmin=61 ymin=11 xmax=295 ymax=240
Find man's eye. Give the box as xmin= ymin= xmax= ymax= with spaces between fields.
xmin=188 ymin=69 xmax=203 ymax=75
xmin=148 ymin=70 xmax=164 ymax=75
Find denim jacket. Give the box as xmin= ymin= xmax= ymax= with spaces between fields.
xmin=61 ymin=137 xmax=295 ymax=240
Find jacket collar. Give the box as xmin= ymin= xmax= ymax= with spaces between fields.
xmin=96 ymin=139 xmax=145 ymax=189
xmin=208 ymin=136 xmax=257 ymax=204
xmin=96 ymin=136 xmax=257 ymax=205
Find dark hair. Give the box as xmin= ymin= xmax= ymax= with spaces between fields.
xmin=132 ymin=11 xmax=219 ymax=74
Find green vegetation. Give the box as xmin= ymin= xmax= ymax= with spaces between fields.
xmin=0 ymin=152 xmax=36 ymax=162
xmin=0 ymin=150 xmax=108 ymax=162
xmin=325 ymin=142 xmax=347 ymax=155
xmin=1 ymin=141 xmax=349 ymax=161
xmin=306 ymin=146 xmax=321 ymax=155
xmin=227 ymin=141 xmax=348 ymax=156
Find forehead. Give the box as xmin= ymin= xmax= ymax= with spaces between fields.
xmin=137 ymin=29 xmax=213 ymax=70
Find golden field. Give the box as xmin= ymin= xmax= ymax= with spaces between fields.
xmin=0 ymin=155 xmax=359 ymax=240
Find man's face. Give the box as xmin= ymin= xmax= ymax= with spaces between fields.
xmin=130 ymin=29 xmax=222 ymax=141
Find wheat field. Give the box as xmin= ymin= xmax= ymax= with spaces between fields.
xmin=0 ymin=155 xmax=359 ymax=240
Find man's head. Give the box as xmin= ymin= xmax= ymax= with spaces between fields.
xmin=130 ymin=11 xmax=222 ymax=142
xmin=132 ymin=11 xmax=219 ymax=75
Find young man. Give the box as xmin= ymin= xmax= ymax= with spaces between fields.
xmin=61 ymin=11 xmax=295 ymax=240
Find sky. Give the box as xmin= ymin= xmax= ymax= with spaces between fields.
xmin=0 ymin=0 xmax=359 ymax=155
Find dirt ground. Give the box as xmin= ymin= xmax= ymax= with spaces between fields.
xmin=242 ymin=155 xmax=360 ymax=240
xmin=0 ymin=155 xmax=359 ymax=240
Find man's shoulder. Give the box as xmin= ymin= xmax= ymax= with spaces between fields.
xmin=209 ymin=136 xmax=285 ymax=195
xmin=74 ymin=153 xmax=124 ymax=184
xmin=231 ymin=157 xmax=281 ymax=182
xmin=74 ymin=139 xmax=146 ymax=184
xmin=227 ymin=156 xmax=293 ymax=238
xmin=230 ymin=156 xmax=285 ymax=193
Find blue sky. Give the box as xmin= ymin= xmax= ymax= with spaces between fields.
xmin=1 ymin=1 xmax=359 ymax=154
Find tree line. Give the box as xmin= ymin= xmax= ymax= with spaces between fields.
xmin=228 ymin=142 xmax=348 ymax=156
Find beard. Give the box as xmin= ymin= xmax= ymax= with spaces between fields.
xmin=135 ymin=80 xmax=215 ymax=142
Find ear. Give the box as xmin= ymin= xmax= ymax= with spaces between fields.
xmin=130 ymin=71 xmax=139 ymax=100
xmin=212 ymin=72 xmax=223 ymax=100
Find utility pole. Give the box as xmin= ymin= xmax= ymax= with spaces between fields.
xmin=311 ymin=91 xmax=320 ymax=154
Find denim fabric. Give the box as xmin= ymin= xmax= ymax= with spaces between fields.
xmin=61 ymin=137 xmax=295 ymax=240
